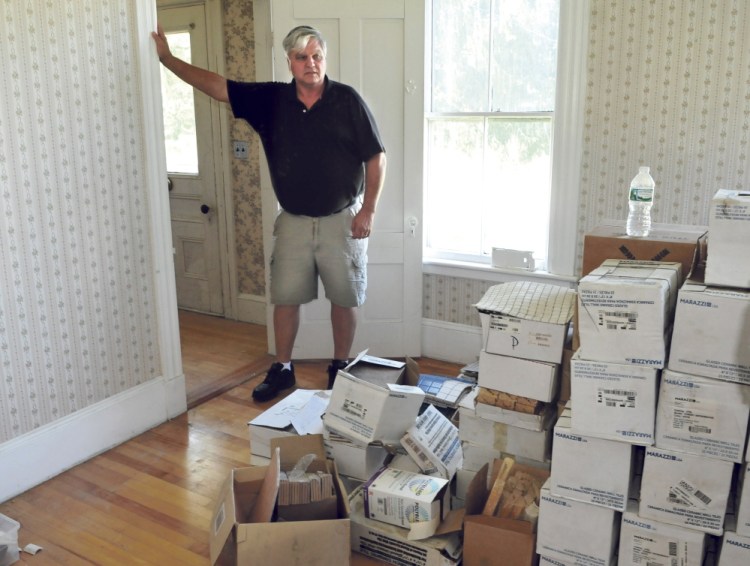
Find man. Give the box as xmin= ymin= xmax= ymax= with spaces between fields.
xmin=152 ymin=25 xmax=386 ymax=402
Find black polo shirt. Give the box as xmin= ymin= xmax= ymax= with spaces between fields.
xmin=227 ymin=77 xmax=385 ymax=217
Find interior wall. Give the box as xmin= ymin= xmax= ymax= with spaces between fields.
xmin=0 ymin=0 xmax=183 ymax=500
xmin=423 ymin=0 xmax=750 ymax=328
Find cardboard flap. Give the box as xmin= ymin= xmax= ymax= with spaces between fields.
xmin=248 ymin=447 xmax=280 ymax=523
xmin=435 ymin=507 xmax=466 ymax=535
xmin=465 ymin=463 xmax=490 ymax=515
xmin=209 ymin=471 xmax=238 ymax=565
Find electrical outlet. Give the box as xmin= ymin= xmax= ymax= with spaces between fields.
xmin=233 ymin=140 xmax=248 ymax=159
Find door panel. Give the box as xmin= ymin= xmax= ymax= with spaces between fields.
xmin=159 ymin=4 xmax=224 ymax=315
xmin=267 ymin=0 xmax=423 ymax=358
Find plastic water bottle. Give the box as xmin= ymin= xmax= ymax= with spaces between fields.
xmin=626 ymin=166 xmax=655 ymax=237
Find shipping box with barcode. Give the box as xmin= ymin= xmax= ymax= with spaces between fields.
xmin=577 ymin=260 xmax=681 ymax=368
xmin=718 ymin=526 xmax=750 ymax=566
xmin=655 ymin=369 xmax=750 ymax=463
xmin=537 ymin=479 xmax=619 ymax=566
xmin=550 ymin=404 xmax=634 ymax=512
xmin=570 ymin=351 xmax=659 ymax=445
xmin=400 ymin=404 xmax=463 ymax=480
xmin=363 ymin=466 xmax=450 ymax=540
xmin=639 ymin=446 xmax=733 ymax=536
xmin=668 ymin=282 xmax=750 ymax=385
xmin=348 ymin=485 xmax=463 ymax=565
xmin=704 ymin=189 xmax=750 ymax=288
xmin=475 ymin=281 xmax=576 ymax=364
xmin=618 ymin=501 xmax=707 ymax=566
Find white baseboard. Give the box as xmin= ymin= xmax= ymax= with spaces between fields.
xmin=236 ymin=292 xmax=267 ymax=324
xmin=421 ymin=319 xmax=483 ymax=364
xmin=0 ymin=372 xmax=186 ymax=503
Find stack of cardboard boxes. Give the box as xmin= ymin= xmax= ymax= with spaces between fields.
xmin=466 ymin=281 xmax=576 ymax=487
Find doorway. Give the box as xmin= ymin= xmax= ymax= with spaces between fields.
xmin=158 ymin=2 xmax=229 ymax=316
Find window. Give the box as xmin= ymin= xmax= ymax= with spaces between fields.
xmin=159 ymin=31 xmax=199 ymax=175
xmin=425 ymin=0 xmax=586 ymax=276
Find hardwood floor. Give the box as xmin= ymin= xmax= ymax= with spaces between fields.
xmin=0 ymin=312 xmax=464 ymax=565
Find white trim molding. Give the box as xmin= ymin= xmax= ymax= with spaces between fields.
xmin=421 ymin=319 xmax=483 ymax=365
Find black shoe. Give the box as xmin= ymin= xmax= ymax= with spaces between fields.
xmin=327 ymin=359 xmax=349 ymax=389
xmin=252 ymin=362 xmax=296 ymax=402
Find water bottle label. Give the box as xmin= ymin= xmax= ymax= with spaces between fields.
xmin=629 ymin=187 xmax=653 ymax=202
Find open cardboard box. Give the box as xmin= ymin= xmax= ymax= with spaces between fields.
xmin=463 ymin=459 xmax=550 ymax=566
xmin=209 ymin=435 xmax=350 ymax=565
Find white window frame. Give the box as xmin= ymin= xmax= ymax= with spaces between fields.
xmin=423 ymin=0 xmax=589 ymax=283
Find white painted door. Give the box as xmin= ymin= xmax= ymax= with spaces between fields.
xmin=265 ymin=0 xmax=424 ymax=358
xmin=159 ymin=4 xmax=224 ymax=314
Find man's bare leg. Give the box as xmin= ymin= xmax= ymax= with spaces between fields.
xmin=331 ymin=303 xmax=357 ymax=360
xmin=274 ymin=304 xmax=301 ymax=362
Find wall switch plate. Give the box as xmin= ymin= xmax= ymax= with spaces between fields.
xmin=233 ymin=140 xmax=248 ymax=159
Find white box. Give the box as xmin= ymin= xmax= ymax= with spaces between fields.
xmin=668 ymin=282 xmax=750 ymax=385
xmin=454 ymin=468 xmax=475 ymax=500
xmin=736 ymin=463 xmax=750 ymax=537
xmin=475 ymin=281 xmax=576 ymax=364
xmin=577 ymin=260 xmax=682 ymax=367
xmin=322 ymin=371 xmax=424 ymax=446
xmin=656 ymin=369 xmax=750 ymax=463
xmin=538 ymin=557 xmax=575 ymax=566
xmin=363 ymin=467 xmax=450 ymax=539
xmin=705 ymin=189 xmax=750 ymax=289
xmin=458 ymin=407 xmax=552 ymax=462
xmin=400 ymin=405 xmax=463 ymax=480
xmin=718 ymin=528 xmax=750 ymax=565
xmin=550 ymin=407 xmax=634 ymax=511
xmin=619 ymin=501 xmax=707 ymax=566
xmin=348 ymin=486 xmax=463 ymax=566
xmin=570 ymin=351 xmax=659 ymax=444
xmin=322 ymin=427 xmax=389 ymax=481
xmin=639 ymin=446 xmax=734 ymax=535
xmin=461 ymin=442 xmax=501 ymax=472
xmin=537 ymin=480 xmax=619 ymax=566
xmin=0 ymin=513 xmax=20 ymax=566
xmin=478 ymin=349 xmax=559 ymax=402
xmin=248 ymin=389 xmax=331 ymax=458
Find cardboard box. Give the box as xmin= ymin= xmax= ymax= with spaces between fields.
xmin=209 ymin=435 xmax=350 ymax=565
xmin=619 ymin=501 xmax=707 ymax=566
xmin=550 ymin=406 xmax=634 ymax=511
xmin=655 ymin=369 xmax=750 ymax=463
xmin=581 ymin=220 xmax=707 ymax=277
xmin=668 ymin=281 xmax=750 ymax=385
xmin=538 ymin=557 xmax=574 ymax=566
xmin=475 ymin=281 xmax=576 ymax=364
xmin=570 ymin=351 xmax=659 ymax=444
xmin=736 ymin=463 xmax=750 ymax=537
xmin=363 ymin=466 xmax=450 ymax=539
xmin=458 ymin=406 xmax=553 ymax=462
xmin=401 ymin=404 xmax=463 ymax=480
xmin=0 ymin=513 xmax=20 ymax=566
xmin=718 ymin=529 xmax=750 ymax=565
xmin=462 ymin=460 xmax=550 ymax=566
xmin=475 ymin=400 xmax=557 ymax=433
xmin=479 ymin=350 xmax=559 ymax=403
xmin=248 ymin=389 xmax=330 ymax=459
xmin=343 ymin=349 xmax=407 ymax=387
xmin=577 ymin=260 xmax=682 ymax=367
xmin=322 ymin=370 xmax=425 ymax=446
xmin=348 ymin=486 xmax=463 ymax=566
xmin=639 ymin=446 xmax=734 ymax=535
xmin=322 ymin=427 xmax=389 ymax=481
xmin=537 ymin=480 xmax=619 ymax=566
xmin=705 ymin=189 xmax=750 ymax=288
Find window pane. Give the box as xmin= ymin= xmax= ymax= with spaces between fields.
xmin=160 ymin=32 xmax=199 ymax=174
xmin=491 ymin=0 xmax=559 ymax=111
xmin=482 ymin=118 xmax=551 ymax=257
xmin=431 ymin=0 xmax=491 ymax=112
xmin=425 ymin=119 xmax=485 ymax=253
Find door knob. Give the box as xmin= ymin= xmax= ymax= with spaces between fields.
xmin=167 ymin=178 xmax=173 ymax=192
xmin=200 ymin=204 xmax=211 ymax=214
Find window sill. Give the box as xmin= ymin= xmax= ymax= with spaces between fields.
xmin=422 ymin=258 xmax=579 ymax=286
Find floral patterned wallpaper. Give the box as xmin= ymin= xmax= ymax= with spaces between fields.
xmin=0 ymin=0 xmax=161 ymax=441
xmin=224 ymin=0 xmax=265 ymax=297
